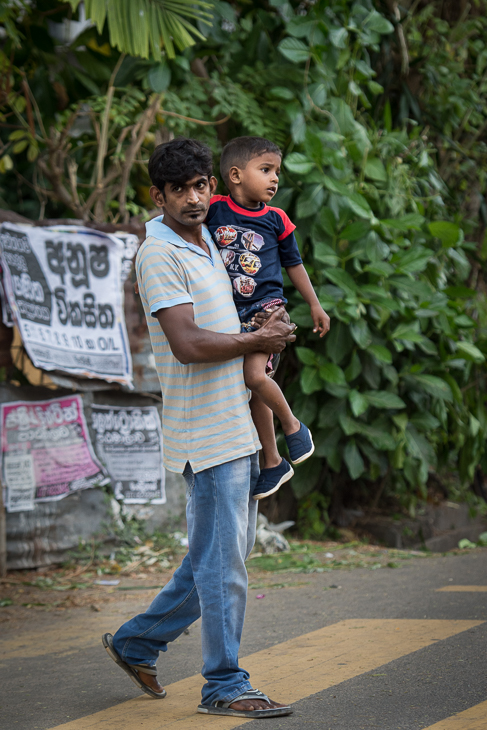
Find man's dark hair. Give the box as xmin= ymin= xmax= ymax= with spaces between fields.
xmin=148 ymin=137 xmax=213 ymax=192
xmin=220 ymin=137 xmax=281 ymax=186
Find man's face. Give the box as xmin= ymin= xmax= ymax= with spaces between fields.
xmin=150 ymin=174 xmax=217 ymax=227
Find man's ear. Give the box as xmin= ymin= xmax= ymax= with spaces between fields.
xmin=209 ymin=176 xmax=218 ymax=194
xmin=149 ymin=185 xmax=165 ymax=208
xmin=228 ymin=165 xmax=241 ymax=185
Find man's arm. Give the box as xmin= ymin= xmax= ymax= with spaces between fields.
xmin=156 ymin=304 xmax=296 ymax=364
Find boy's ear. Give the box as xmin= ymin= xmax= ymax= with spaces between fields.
xmin=149 ymin=185 xmax=165 ymax=208
xmin=209 ymin=175 xmax=218 ymax=194
xmin=228 ymin=165 xmax=242 ymax=185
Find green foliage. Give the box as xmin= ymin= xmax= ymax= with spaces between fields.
xmin=69 ymin=0 xmax=212 ymax=59
xmin=1 ymin=0 xmax=487 ymax=518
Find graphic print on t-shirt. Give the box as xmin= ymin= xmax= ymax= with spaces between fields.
xmin=207 ymin=194 xmax=302 ymax=305
xmin=233 ymin=275 xmax=256 ymax=297
xmin=220 ymin=249 xmax=236 ymax=267
xmin=215 ymin=225 xmax=238 ymax=246
xmin=239 ymin=252 xmax=261 ymax=275
xmin=242 ymin=230 xmax=264 ymax=251
xmin=212 ymin=225 xmax=264 ymax=297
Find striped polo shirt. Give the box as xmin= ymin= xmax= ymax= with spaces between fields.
xmin=136 ymin=216 xmax=260 ymax=474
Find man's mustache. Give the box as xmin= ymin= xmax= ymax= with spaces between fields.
xmin=181 ymin=206 xmax=206 ymax=214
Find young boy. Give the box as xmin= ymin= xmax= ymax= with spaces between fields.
xmin=206 ymin=136 xmax=330 ymax=500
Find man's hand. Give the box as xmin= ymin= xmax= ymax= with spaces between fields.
xmin=251 ymin=306 xmax=290 ymax=329
xmin=311 ymin=303 xmax=330 ymax=338
xmin=252 ymin=307 xmax=296 ymax=354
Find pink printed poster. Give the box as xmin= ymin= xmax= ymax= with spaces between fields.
xmin=0 ymin=395 xmax=109 ymax=512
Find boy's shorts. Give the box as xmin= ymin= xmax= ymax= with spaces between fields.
xmin=236 ymin=297 xmax=287 ymax=333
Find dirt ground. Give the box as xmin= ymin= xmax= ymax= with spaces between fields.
xmin=0 ymin=536 xmax=476 ymax=627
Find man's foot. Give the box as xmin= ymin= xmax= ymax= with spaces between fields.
xmin=253 ymin=458 xmax=294 ymax=500
xmin=137 ymin=671 xmax=166 ymax=695
xmin=102 ymin=633 xmax=166 ymax=699
xmin=198 ymin=688 xmax=292 ymax=717
xmin=285 ymin=421 xmax=315 ymax=464
xmin=229 ymin=696 xmax=289 ymax=712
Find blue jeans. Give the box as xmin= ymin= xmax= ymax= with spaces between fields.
xmin=112 ymin=452 xmax=259 ymax=706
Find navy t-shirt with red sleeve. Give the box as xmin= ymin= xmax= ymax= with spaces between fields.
xmin=205 ymin=195 xmax=302 ymax=306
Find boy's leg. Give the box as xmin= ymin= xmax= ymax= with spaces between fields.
xmin=111 ymin=454 xmax=260 ymax=707
xmin=250 ymin=393 xmax=281 ymax=469
xmin=244 ymin=351 xmax=300 ymax=436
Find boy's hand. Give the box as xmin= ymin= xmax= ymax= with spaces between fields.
xmin=311 ymin=303 xmax=330 ymax=337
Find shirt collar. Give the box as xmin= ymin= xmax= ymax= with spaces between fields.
xmin=145 ymin=215 xmax=214 ymax=254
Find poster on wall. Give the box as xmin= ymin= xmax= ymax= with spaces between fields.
xmin=91 ymin=404 xmax=166 ymax=504
xmin=0 ymin=263 xmax=14 ymax=327
xmin=0 ymin=223 xmax=136 ymax=388
xmin=0 ymin=395 xmax=109 ymax=512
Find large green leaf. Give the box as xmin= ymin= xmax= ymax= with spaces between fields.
xmin=326 ymin=321 xmax=354 ymax=365
xmin=392 ymin=247 xmax=431 ymax=274
xmin=324 ymin=268 xmax=358 ymax=295
xmin=364 ymin=158 xmax=387 ymax=182
xmin=363 ymin=391 xmax=406 ymax=409
xmin=364 ymin=10 xmax=394 ymax=34
xmin=147 ymin=62 xmax=171 ymax=92
xmin=428 ymin=221 xmax=461 ymax=248
xmin=296 ymin=184 xmax=324 ymax=218
xmin=301 ymin=366 xmax=322 ymax=395
xmin=344 ymin=440 xmax=366 ymax=479
xmin=340 ymin=220 xmax=371 ymax=240
xmin=367 ymin=344 xmax=392 ymax=364
xmin=319 ymin=362 xmax=347 ymax=385
xmin=296 ymin=347 xmax=316 ymax=366
xmin=284 ymin=152 xmax=315 ymax=175
xmin=456 ymin=342 xmax=485 ymax=363
xmin=278 ymin=37 xmax=310 ymax=63
xmin=349 ymin=389 xmax=369 ymax=416
xmin=410 ymin=374 xmax=454 ymax=402
xmin=290 ymin=457 xmax=322 ymax=498
xmin=380 ymin=214 xmax=425 ymax=231
xmin=350 ymin=320 xmax=372 ymax=349
xmin=289 ymin=304 xmax=313 ymax=327
xmin=73 ymin=0 xmax=211 ymax=59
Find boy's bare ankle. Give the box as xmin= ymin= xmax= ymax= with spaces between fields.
xmin=283 ymin=417 xmax=300 ymax=437
xmin=262 ymin=455 xmax=282 ymax=469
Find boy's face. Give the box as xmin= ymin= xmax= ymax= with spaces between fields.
xmin=229 ymin=152 xmax=281 ymax=205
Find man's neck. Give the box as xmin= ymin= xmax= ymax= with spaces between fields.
xmin=162 ymin=212 xmax=207 ymax=251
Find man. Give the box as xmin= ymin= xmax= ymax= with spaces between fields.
xmin=102 ymin=138 xmax=296 ymax=718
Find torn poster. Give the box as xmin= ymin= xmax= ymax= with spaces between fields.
xmin=91 ymin=404 xmax=165 ymax=504
xmin=1 ymin=395 xmax=109 ymax=511
xmin=0 ymin=223 xmax=135 ymax=387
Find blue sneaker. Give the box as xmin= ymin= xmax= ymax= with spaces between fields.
xmin=253 ymin=459 xmax=294 ymax=501
xmin=285 ymin=422 xmax=315 ymax=464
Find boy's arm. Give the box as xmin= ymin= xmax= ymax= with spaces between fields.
xmin=285 ymin=263 xmax=330 ymax=338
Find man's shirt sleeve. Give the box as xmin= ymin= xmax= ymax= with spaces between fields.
xmin=136 ymin=242 xmax=192 ymax=316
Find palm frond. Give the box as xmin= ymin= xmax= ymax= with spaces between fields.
xmin=68 ymin=0 xmax=213 ymax=59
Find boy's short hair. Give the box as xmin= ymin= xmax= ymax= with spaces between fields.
xmin=148 ymin=137 xmax=213 ymax=192
xmin=220 ymin=137 xmax=281 ymax=186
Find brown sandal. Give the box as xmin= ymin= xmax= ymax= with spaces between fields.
xmin=102 ymin=633 xmax=166 ymax=699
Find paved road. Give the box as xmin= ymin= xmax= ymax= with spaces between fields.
xmin=1 ymin=549 xmax=486 ymax=730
